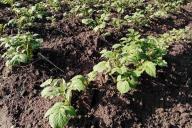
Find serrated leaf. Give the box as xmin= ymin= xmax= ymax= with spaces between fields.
xmin=111 ymin=66 xmax=128 ymax=75
xmin=70 ymin=75 xmax=87 ymax=91
xmin=117 ymin=80 xmax=130 ymax=94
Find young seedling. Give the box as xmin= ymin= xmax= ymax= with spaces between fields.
xmin=41 ymin=75 xmax=88 ymax=128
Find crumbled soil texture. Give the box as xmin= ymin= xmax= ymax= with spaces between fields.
xmin=0 ymin=1 xmax=192 ymax=128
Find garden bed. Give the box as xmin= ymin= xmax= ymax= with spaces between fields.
xmin=0 ymin=1 xmax=192 ymax=128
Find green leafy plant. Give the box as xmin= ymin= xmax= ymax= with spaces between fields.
xmin=0 ymin=0 xmax=14 ymax=5
xmin=152 ymin=0 xmax=184 ymax=17
xmin=41 ymin=27 xmax=188 ymax=127
xmin=69 ymin=0 xmax=184 ymax=32
xmin=47 ymin=0 xmax=61 ymax=11
xmin=0 ymin=33 xmax=42 ymax=67
xmin=7 ymin=2 xmax=47 ymax=29
xmin=41 ymin=75 xmax=88 ymax=128
xmin=124 ymin=10 xmax=147 ymax=26
xmin=69 ymin=2 xmax=93 ymax=17
xmin=111 ymin=0 xmax=144 ymax=13
xmin=82 ymin=12 xmax=111 ymax=32
xmin=66 ymin=0 xmax=186 ymax=31
xmin=89 ymin=29 xmax=167 ymax=93
xmin=88 ymin=28 xmax=188 ymax=93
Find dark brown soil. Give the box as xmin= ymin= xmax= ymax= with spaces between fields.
xmin=0 ymin=1 xmax=192 ymax=128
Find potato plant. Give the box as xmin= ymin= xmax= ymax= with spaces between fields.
xmin=91 ymin=28 xmax=188 ymax=93
xmin=7 ymin=2 xmax=47 ymax=29
xmin=5 ymin=0 xmax=62 ymax=31
xmin=0 ymin=0 xmax=14 ymax=5
xmin=89 ymin=29 xmax=167 ymax=93
xmin=82 ymin=12 xmax=111 ymax=32
xmin=41 ymin=75 xmax=88 ymax=128
xmin=47 ymin=0 xmax=61 ymax=11
xmin=0 ymin=33 xmax=42 ymax=67
xmin=65 ymin=0 xmax=186 ymax=30
xmin=41 ymin=27 xmax=188 ymax=128
xmin=1 ymin=0 xmax=189 ymax=127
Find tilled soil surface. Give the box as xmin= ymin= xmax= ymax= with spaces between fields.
xmin=0 ymin=1 xmax=192 ymax=128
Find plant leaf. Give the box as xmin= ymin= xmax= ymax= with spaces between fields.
xmin=117 ymin=80 xmax=130 ymax=94
xmin=143 ymin=61 xmax=156 ymax=77
xmin=64 ymin=106 xmax=76 ymax=116
xmin=82 ymin=18 xmax=94 ymax=25
xmin=40 ymin=79 xmax=53 ymax=87
xmin=44 ymin=102 xmax=64 ymax=118
xmin=93 ymin=61 xmax=110 ymax=73
xmin=45 ymin=102 xmax=76 ymax=128
xmin=71 ymin=79 xmax=85 ymax=91
xmin=87 ymin=71 xmax=97 ymax=82
xmin=41 ymin=86 xmax=60 ymax=98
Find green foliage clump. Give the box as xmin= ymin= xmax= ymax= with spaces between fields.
xmin=65 ymin=0 xmax=186 ymax=31
xmin=47 ymin=0 xmax=61 ymax=11
xmin=0 ymin=0 xmax=14 ymax=5
xmin=41 ymin=27 xmax=188 ymax=127
xmin=41 ymin=75 xmax=88 ymax=128
xmin=7 ymin=2 xmax=47 ymax=29
xmin=0 ymin=33 xmax=42 ymax=67
xmin=89 ymin=29 xmax=167 ymax=93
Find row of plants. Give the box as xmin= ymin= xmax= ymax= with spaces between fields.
xmin=64 ymin=0 xmax=187 ymax=32
xmin=40 ymin=27 xmax=190 ymax=128
xmin=0 ymin=0 xmax=62 ymax=68
xmin=0 ymin=0 xmax=191 ymax=128
xmin=4 ymin=0 xmax=61 ymax=31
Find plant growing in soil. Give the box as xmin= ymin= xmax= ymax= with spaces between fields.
xmin=89 ymin=28 xmax=188 ymax=93
xmin=0 ymin=33 xmax=42 ymax=67
xmin=47 ymin=0 xmax=61 ymax=11
xmin=68 ymin=0 xmax=186 ymax=30
xmin=0 ymin=0 xmax=14 ymax=5
xmin=82 ymin=12 xmax=111 ymax=32
xmin=89 ymin=29 xmax=167 ymax=93
xmin=7 ymin=2 xmax=47 ymax=29
xmin=41 ymin=27 xmax=188 ymax=127
xmin=41 ymin=75 xmax=88 ymax=128
xmin=124 ymin=9 xmax=147 ymax=26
